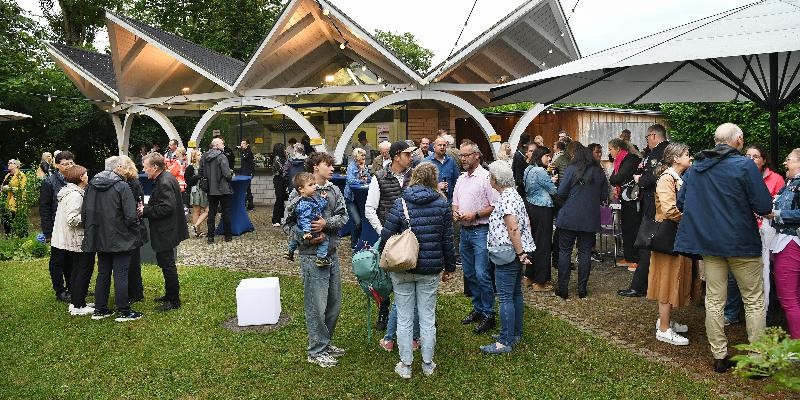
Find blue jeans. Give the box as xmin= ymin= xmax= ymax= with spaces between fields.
xmin=390 ymin=271 xmax=440 ymax=365
xmin=495 ymin=260 xmax=524 ymax=346
xmin=300 ymin=252 xmax=342 ymax=356
xmin=346 ymin=201 xmax=362 ymax=249
xmin=288 ymin=226 xmax=329 ymax=260
xmin=384 ymin=301 xmax=419 ymax=341
xmin=460 ymin=225 xmax=494 ymax=317
xmin=725 ymin=272 xmax=743 ymax=322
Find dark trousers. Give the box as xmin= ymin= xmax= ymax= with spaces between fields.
xmin=620 ymin=200 xmax=641 ymax=262
xmin=245 ymin=179 xmax=254 ymax=208
xmin=2 ymin=211 xmax=14 ymax=234
xmin=128 ymin=247 xmax=143 ymax=301
xmin=156 ymin=248 xmax=180 ymax=302
xmin=525 ymin=202 xmax=553 ymax=284
xmin=629 ymin=248 xmax=651 ymax=292
xmin=95 ymin=251 xmax=131 ymax=313
xmin=272 ymin=177 xmax=286 ymax=224
xmin=207 ymin=194 xmax=232 ymax=237
xmin=49 ymin=246 xmax=73 ymax=294
xmin=557 ymin=229 xmax=594 ymax=294
xmin=68 ymin=251 xmax=95 ymax=308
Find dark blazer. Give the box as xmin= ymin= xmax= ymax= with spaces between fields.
xmin=143 ymin=170 xmax=189 ymax=252
xmin=555 ymin=165 xmax=610 ymax=233
xmin=608 ymin=152 xmax=642 ymax=189
xmin=638 ymin=140 xmax=670 ymax=218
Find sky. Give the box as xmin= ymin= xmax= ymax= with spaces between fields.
xmin=17 ymin=0 xmax=753 ymax=66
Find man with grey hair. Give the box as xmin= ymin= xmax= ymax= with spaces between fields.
xmin=200 ymin=137 xmax=233 ymax=243
xmin=371 ymin=141 xmax=392 ymax=174
xmin=453 ymin=141 xmax=499 ymax=334
xmin=674 ymin=122 xmax=773 ymax=373
xmin=83 ymin=155 xmax=142 ymax=322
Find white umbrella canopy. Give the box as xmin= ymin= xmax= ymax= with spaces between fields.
xmin=491 ymin=0 xmax=800 ymax=161
xmin=0 ymin=108 xmax=32 ymax=122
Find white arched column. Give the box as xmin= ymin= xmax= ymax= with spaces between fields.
xmin=113 ymin=107 xmax=182 ymax=155
xmin=189 ymin=97 xmax=323 ymax=151
xmin=333 ymin=90 xmax=497 ymax=164
xmin=508 ymin=103 xmax=549 ymax=151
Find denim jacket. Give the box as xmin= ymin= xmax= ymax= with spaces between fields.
xmin=523 ymin=166 xmax=557 ymax=207
xmin=344 ymin=161 xmax=370 ymax=202
xmin=773 ymin=176 xmax=800 ymax=236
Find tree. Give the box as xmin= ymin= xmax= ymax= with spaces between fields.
xmin=374 ymin=30 xmax=434 ymax=75
xmin=125 ymin=0 xmax=283 ymax=60
xmin=39 ymin=0 xmax=125 ymax=47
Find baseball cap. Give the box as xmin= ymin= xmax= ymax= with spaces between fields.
xmin=389 ymin=141 xmax=417 ymax=158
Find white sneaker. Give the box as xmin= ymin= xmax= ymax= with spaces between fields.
xmin=655 ymin=319 xmax=688 ymax=333
xmin=422 ymin=361 xmax=437 ymax=376
xmin=394 ymin=362 xmax=412 ymax=379
xmin=272 ymin=223 xmax=281 ymax=227
xmin=656 ymin=328 xmax=689 ymax=346
xmin=307 ymin=352 xmax=337 ymax=368
xmin=70 ymin=305 xmax=95 ymax=316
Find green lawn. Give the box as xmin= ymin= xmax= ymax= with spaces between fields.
xmin=0 ymin=260 xmax=723 ymax=399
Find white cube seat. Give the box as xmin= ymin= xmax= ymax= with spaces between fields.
xmin=236 ymin=277 xmax=281 ymax=326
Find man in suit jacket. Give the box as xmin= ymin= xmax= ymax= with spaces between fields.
xmin=140 ymin=152 xmax=190 ymax=311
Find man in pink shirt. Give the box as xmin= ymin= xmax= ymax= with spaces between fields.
xmin=453 ymin=142 xmax=499 ymax=334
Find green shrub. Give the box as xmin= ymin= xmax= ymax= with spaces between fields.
xmin=0 ymin=234 xmax=50 ymax=261
xmin=732 ymin=327 xmax=800 ymax=392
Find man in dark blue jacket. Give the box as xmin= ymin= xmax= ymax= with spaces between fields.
xmin=40 ymin=150 xmax=74 ymax=302
xmin=674 ymin=123 xmax=773 ymax=373
xmin=425 ymin=137 xmax=459 ymax=203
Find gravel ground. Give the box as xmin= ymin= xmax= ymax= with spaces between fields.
xmin=178 ymin=207 xmax=787 ymax=399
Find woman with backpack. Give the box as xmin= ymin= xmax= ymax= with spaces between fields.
xmin=380 ymin=162 xmax=455 ymax=379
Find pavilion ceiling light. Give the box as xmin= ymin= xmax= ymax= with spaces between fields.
xmin=548 ymin=49 xmax=553 ymax=54
xmin=339 ymin=41 xmax=347 ymax=50
xmin=47 ymin=94 xmax=51 ymax=102
xmin=181 ymin=87 xmax=191 ymax=95
xmin=112 ymin=101 xmax=116 ymax=107
xmin=325 ymin=74 xmax=335 ymax=83
xmin=322 ymin=8 xmax=330 ymax=16
xmin=377 ymin=76 xmax=382 ymax=83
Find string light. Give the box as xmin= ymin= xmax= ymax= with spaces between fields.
xmin=322 ymin=8 xmax=329 ymax=16
xmin=361 ymin=65 xmax=367 ymax=72
xmin=339 ymin=42 xmax=346 ymax=50
xmin=47 ymin=94 xmax=51 ymax=101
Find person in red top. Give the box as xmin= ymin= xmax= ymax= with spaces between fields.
xmin=725 ymin=144 xmax=785 ymax=325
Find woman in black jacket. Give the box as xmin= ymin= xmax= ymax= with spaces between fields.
xmin=271 ymin=143 xmax=288 ymax=227
xmin=120 ymin=157 xmax=148 ymax=303
xmin=380 ymin=162 xmax=454 ymax=379
xmin=608 ymin=138 xmax=642 ymax=270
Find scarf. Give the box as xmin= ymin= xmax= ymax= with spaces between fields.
xmin=612 ymin=149 xmax=629 ymax=175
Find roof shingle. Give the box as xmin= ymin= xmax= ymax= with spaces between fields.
xmin=49 ymin=43 xmax=117 ymax=91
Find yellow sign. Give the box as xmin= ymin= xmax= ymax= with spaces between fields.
xmin=309 ymin=137 xmax=324 ymax=146
xmin=254 ymin=137 xmax=264 ymax=144
xmin=188 ymin=140 xmax=197 ymax=148
xmin=489 ymin=134 xmax=502 ymax=143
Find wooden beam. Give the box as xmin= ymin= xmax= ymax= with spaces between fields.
xmin=522 ymin=17 xmax=569 ymax=58
xmin=463 ymin=62 xmax=496 ymax=84
xmin=307 ymin=4 xmax=337 ymax=45
xmin=450 ymin=72 xmax=491 ymax=104
xmin=251 ymin=40 xmax=326 ymax=88
xmin=268 ymin=12 xmax=316 ymax=54
xmin=482 ymin=48 xmax=527 ymax=79
xmin=502 ymin=36 xmax=546 ymax=69
xmin=120 ymin=37 xmax=148 ymax=75
xmin=143 ymin=59 xmax=183 ymax=98
xmin=285 ymin=46 xmax=339 ymax=87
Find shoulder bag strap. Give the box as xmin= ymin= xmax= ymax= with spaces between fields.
xmin=401 ymin=198 xmax=411 ymax=228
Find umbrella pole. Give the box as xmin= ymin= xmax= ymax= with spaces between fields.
xmin=769 ymin=52 xmax=780 ymax=165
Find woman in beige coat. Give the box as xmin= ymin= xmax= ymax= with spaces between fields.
xmin=51 ymin=165 xmax=95 ymax=316
xmin=647 ymin=142 xmax=694 ymax=346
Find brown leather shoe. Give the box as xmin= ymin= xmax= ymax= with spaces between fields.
xmin=531 ymin=283 xmax=554 ymax=292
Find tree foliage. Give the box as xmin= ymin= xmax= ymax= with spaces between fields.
xmin=124 ymin=0 xmax=283 ymax=60
xmin=39 ymin=0 xmax=125 ymax=47
xmin=374 ymin=30 xmax=434 ymax=74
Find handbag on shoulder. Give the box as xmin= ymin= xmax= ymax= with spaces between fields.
xmin=380 ymin=199 xmax=419 ymax=272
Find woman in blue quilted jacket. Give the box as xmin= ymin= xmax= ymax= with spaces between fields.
xmin=380 ymin=162 xmax=455 ymax=379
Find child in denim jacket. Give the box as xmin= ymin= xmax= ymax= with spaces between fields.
xmin=286 ymin=172 xmax=330 ymax=266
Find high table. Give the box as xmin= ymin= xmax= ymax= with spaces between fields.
xmin=215 ymin=175 xmax=255 ymax=236
xmin=139 ymin=173 xmax=153 ymax=195
xmin=329 ymin=174 xmax=378 ymax=248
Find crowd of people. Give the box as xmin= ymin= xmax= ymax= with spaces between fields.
xmin=275 ymin=122 xmax=800 ymax=379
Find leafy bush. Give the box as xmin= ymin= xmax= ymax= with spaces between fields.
xmin=732 ymin=327 xmax=800 ymax=392
xmin=0 ymin=168 xmax=41 ymax=238
xmin=0 ymin=234 xmax=50 ymax=261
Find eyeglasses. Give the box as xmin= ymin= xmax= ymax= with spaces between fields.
xmin=745 ymin=154 xmax=762 ymax=160
xmin=459 ymin=152 xmax=476 ymax=158
xmin=786 ymin=158 xmax=800 ymax=162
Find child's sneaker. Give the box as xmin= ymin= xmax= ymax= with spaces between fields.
xmin=285 ymin=251 xmax=294 ymax=261
xmin=315 ymin=257 xmax=330 ymax=267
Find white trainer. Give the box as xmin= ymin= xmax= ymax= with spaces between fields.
xmin=655 ymin=319 xmax=688 ymax=333
xmin=656 ymin=328 xmax=689 ymax=346
xmin=70 ymin=305 xmax=95 ymax=316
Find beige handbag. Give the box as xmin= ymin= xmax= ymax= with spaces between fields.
xmin=380 ymin=199 xmax=419 ymax=272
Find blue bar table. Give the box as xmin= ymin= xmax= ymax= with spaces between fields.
xmin=215 ymin=176 xmax=255 ymax=236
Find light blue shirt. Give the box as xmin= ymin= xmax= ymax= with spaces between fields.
xmin=523 ymin=165 xmax=557 ymax=207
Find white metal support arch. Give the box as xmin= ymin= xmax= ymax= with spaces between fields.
xmin=113 ymin=107 xmax=182 ymax=155
xmin=508 ymin=103 xmax=549 ymax=151
xmin=333 ymin=90 xmax=497 ymax=164
xmin=189 ymin=97 xmax=323 ymax=152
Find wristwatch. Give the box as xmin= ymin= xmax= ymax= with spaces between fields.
xmin=516 ymin=251 xmax=526 ymax=257
xmin=475 ymin=211 xmax=480 ymax=220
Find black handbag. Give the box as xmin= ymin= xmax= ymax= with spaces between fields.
xmin=651 ymin=219 xmax=678 ymax=255
xmin=634 ymin=217 xmax=657 ymax=250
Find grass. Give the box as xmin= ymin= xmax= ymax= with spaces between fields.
xmin=0 ymin=260 xmax=724 ymax=399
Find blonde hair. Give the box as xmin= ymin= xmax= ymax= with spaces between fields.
xmin=408 ymin=162 xmax=442 ymax=197
xmin=190 ymin=150 xmax=202 ymax=167
xmin=498 ymin=142 xmax=511 ymax=161
xmin=119 ymin=156 xmax=138 ymax=180
xmin=175 ymin=147 xmax=186 ymax=157
xmin=351 ymin=147 xmax=366 ymax=160
xmin=41 ymin=152 xmax=52 ymax=162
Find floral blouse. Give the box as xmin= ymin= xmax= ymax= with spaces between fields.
xmin=488 ymin=187 xmax=536 ymax=253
